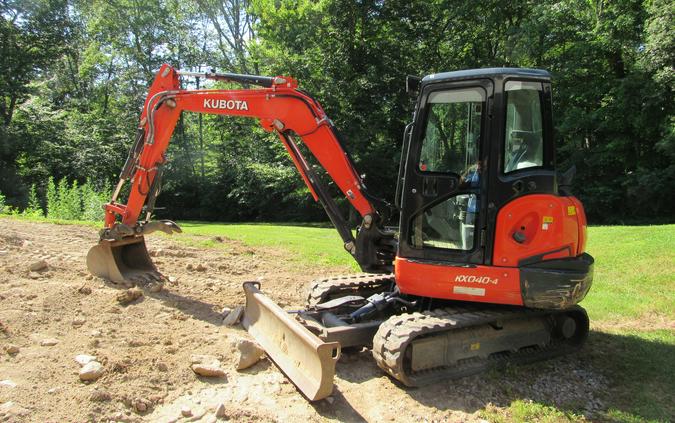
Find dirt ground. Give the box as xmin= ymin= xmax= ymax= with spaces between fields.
xmin=0 ymin=219 xmax=608 ymax=422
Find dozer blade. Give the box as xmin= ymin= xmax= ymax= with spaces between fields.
xmin=242 ymin=282 xmax=340 ymax=401
xmin=86 ymin=237 xmax=163 ymax=284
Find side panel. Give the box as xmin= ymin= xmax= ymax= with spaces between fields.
xmin=492 ymin=194 xmax=580 ymax=267
xmin=395 ymin=257 xmax=523 ymax=306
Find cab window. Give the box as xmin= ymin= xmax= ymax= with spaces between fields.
xmin=419 ymin=88 xmax=484 ymax=175
xmin=411 ymin=193 xmax=478 ymax=250
xmin=504 ymin=81 xmax=544 ymax=173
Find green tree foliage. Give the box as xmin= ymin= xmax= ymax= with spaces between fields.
xmin=53 ymin=177 xmax=70 ymax=219
xmin=0 ymin=0 xmax=73 ymax=204
xmin=0 ymin=0 xmax=672 ymax=223
xmin=80 ymin=180 xmax=99 ymax=221
xmin=63 ymin=179 xmax=81 ymax=220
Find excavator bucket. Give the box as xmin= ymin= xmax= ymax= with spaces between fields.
xmin=241 ymin=282 xmax=340 ymax=401
xmin=86 ymin=237 xmax=162 ymax=284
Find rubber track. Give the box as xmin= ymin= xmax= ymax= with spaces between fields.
xmin=306 ymin=273 xmax=395 ymax=307
xmin=372 ymin=306 xmax=587 ymax=386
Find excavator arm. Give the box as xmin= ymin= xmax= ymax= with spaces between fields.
xmin=89 ymin=64 xmax=395 ymax=283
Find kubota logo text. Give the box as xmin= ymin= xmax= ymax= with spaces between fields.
xmin=203 ymin=98 xmax=249 ymax=111
xmin=454 ymin=275 xmax=499 ymax=285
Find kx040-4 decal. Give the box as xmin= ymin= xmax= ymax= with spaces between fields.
xmin=454 ymin=275 xmax=499 ymax=285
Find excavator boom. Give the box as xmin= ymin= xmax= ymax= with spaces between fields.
xmin=104 ymin=65 xmax=375 ymax=233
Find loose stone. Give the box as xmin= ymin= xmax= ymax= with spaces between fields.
xmin=236 ymin=339 xmax=265 ymax=370
xmin=79 ymin=361 xmax=104 ymax=381
xmin=222 ymin=306 xmax=244 ymax=326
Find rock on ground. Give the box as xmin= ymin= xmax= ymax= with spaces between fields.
xmin=235 ymin=339 xmax=265 ymax=370
xmin=222 ymin=306 xmax=244 ymax=326
xmin=4 ymin=344 xmax=19 ymax=355
xmin=0 ymin=380 xmax=17 ymax=388
xmin=148 ymin=282 xmax=163 ymax=293
xmin=214 ymin=403 xmax=226 ymax=418
xmin=78 ymin=285 xmax=92 ymax=295
xmin=116 ymin=287 xmax=144 ymax=305
xmin=79 ymin=361 xmax=104 ymax=381
xmin=40 ymin=338 xmax=59 ymax=346
xmin=132 ymin=397 xmax=151 ymax=413
xmin=29 ymin=259 xmax=48 ymax=272
xmin=190 ymin=354 xmax=226 ymax=378
xmin=75 ymin=354 xmax=97 ymax=366
xmin=0 ymin=401 xmax=30 ymax=420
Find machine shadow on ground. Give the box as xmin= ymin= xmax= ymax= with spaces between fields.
xmin=377 ymin=330 xmax=674 ymax=421
xmin=101 ymin=279 xmax=226 ymax=325
xmin=310 ymin=389 xmax=369 ymax=423
xmin=306 ymin=329 xmax=673 ymax=422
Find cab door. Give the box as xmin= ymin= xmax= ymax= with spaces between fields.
xmin=483 ymin=78 xmax=557 ymax=264
xmin=398 ymin=79 xmax=493 ymax=265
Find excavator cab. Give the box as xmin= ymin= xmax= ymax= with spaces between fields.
xmin=395 ymin=69 xmax=592 ymax=308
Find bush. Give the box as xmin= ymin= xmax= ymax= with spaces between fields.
xmin=62 ymin=179 xmax=81 ymax=220
xmin=0 ymin=191 xmax=6 ymax=214
xmin=22 ymin=184 xmax=44 ymax=217
xmin=81 ymin=179 xmax=108 ymax=221
xmin=46 ymin=177 xmax=59 ymax=219
xmin=43 ymin=177 xmax=109 ymax=222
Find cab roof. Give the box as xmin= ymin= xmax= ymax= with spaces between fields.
xmin=422 ymin=68 xmax=551 ymax=83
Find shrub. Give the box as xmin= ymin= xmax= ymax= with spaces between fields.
xmin=23 ymin=184 xmax=44 ymax=217
xmin=46 ymin=177 xmax=59 ymax=219
xmin=44 ymin=177 xmax=110 ymax=222
xmin=81 ymin=180 xmax=106 ymax=221
xmin=63 ymin=179 xmax=82 ymax=220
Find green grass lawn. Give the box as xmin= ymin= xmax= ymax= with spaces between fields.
xmin=584 ymin=226 xmax=674 ymax=323
xmin=178 ymin=221 xmax=359 ymax=269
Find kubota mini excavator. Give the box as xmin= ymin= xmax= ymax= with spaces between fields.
xmin=87 ymin=64 xmax=593 ymax=400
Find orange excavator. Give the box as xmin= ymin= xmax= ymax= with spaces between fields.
xmin=87 ymin=64 xmax=593 ymax=400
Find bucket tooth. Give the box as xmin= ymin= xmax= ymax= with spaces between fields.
xmin=86 ymin=236 xmax=161 ymax=284
xmin=242 ymin=282 xmax=340 ymax=401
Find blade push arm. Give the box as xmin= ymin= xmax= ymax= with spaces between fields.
xmin=104 ymin=64 xmax=395 ymax=272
